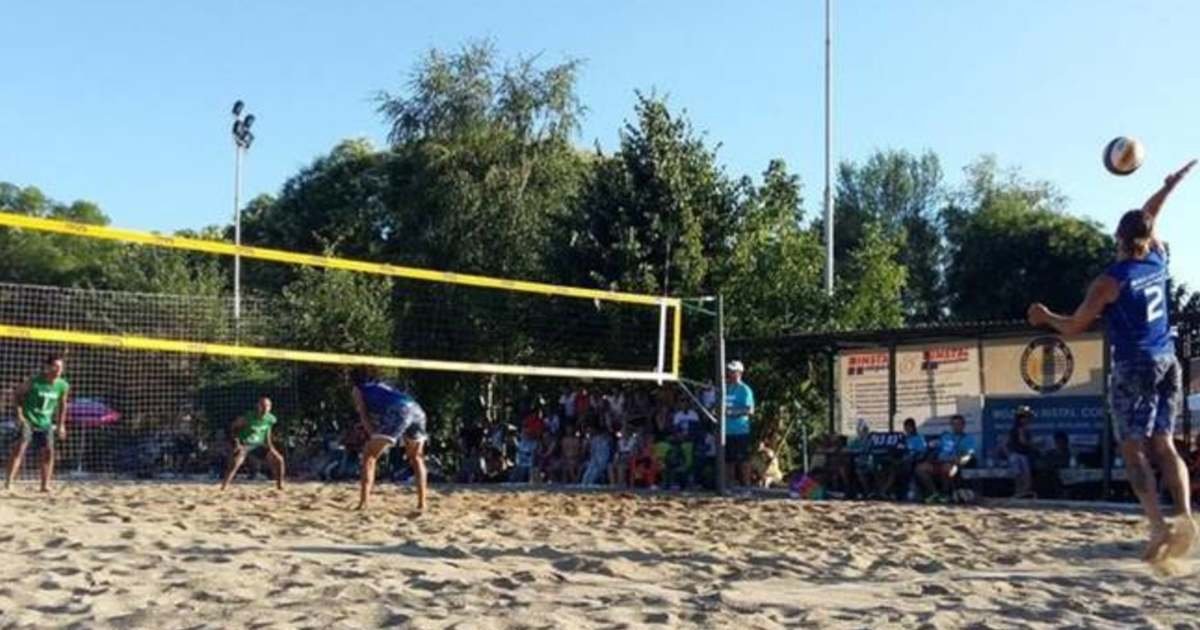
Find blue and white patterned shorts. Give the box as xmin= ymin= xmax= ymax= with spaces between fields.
xmin=1110 ymin=354 xmax=1181 ymax=442
xmin=374 ymin=401 xmax=428 ymax=445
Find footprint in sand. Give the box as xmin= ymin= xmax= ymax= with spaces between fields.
xmin=643 ymin=611 xmax=673 ymax=624
xmin=489 ymin=576 xmax=522 ymax=591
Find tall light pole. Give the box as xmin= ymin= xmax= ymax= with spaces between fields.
xmin=823 ymin=0 xmax=835 ymax=296
xmin=231 ymin=100 xmax=255 ymax=330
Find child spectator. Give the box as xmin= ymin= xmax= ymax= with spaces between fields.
xmin=544 ymin=409 xmax=561 ymax=437
xmin=535 ymin=431 xmax=559 ymax=484
xmin=558 ymin=424 xmax=584 ymax=484
xmin=630 ymin=425 xmax=662 ymax=488
xmin=672 ymin=400 xmax=700 ymax=438
xmin=662 ymin=429 xmax=693 ymax=490
xmin=456 ymin=419 xmax=486 ymax=484
xmin=581 ymin=420 xmax=613 ymax=485
xmin=509 ymin=426 xmax=538 ymax=483
xmin=700 ymin=381 xmax=717 ymax=411
xmin=522 ymin=404 xmax=546 ymax=441
xmin=610 ymin=423 xmax=640 ymax=488
xmin=693 ymin=421 xmax=718 ymax=490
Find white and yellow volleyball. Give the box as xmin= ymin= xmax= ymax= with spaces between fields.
xmin=1103 ymin=136 xmax=1145 ymax=176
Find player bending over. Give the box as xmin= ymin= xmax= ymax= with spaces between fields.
xmin=350 ymin=367 xmax=428 ymax=511
xmin=5 ymin=354 xmax=70 ymax=493
xmin=220 ymin=396 xmax=286 ymax=491
xmin=1028 ymin=159 xmax=1196 ymax=562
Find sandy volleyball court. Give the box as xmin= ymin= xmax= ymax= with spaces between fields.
xmin=2 ymin=482 xmax=1198 ymax=629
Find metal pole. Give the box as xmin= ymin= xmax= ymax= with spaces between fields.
xmin=716 ymin=294 xmax=728 ymax=494
xmin=233 ymin=143 xmax=243 ymax=329
xmin=823 ymin=0 xmax=835 ymax=296
xmin=887 ymin=343 xmax=897 ymax=432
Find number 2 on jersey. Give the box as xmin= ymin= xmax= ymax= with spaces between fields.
xmin=1145 ymin=286 xmax=1165 ymax=323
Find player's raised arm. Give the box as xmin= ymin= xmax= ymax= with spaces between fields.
xmin=1027 ymin=275 xmax=1120 ymax=336
xmin=1142 ymin=159 xmax=1196 ymax=220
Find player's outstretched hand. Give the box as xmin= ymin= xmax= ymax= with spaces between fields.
xmin=1166 ymin=159 xmax=1197 ymax=188
xmin=1027 ymin=303 xmax=1051 ymax=327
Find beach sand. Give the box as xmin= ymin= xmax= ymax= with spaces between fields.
xmin=2 ymin=482 xmax=1198 ymax=629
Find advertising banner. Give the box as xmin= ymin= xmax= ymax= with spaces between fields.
xmin=838 ymin=344 xmax=982 ymax=435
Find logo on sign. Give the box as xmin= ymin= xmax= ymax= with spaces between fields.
xmin=922 ymin=346 xmax=969 ymax=371
xmin=1020 ymin=336 xmax=1074 ymax=394
xmin=846 ymin=353 xmax=888 ymax=376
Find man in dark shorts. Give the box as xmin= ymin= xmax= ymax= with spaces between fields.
xmin=915 ymin=414 xmax=976 ymax=502
xmin=350 ymin=367 xmax=429 ymax=511
xmin=5 ymin=354 xmax=70 ymax=493
xmin=724 ymin=360 xmax=755 ymax=487
xmin=1028 ymin=159 xmax=1196 ymax=562
xmin=220 ymin=396 xmax=286 ymax=491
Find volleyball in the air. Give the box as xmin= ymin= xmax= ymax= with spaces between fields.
xmin=1103 ymin=136 xmax=1145 ymax=176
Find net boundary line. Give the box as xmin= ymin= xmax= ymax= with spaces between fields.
xmin=0 ymin=324 xmax=677 ymax=382
xmin=0 ymin=212 xmax=680 ymax=308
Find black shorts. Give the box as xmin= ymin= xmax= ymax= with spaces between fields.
xmin=725 ymin=434 xmax=750 ymax=464
xmin=15 ymin=424 xmax=55 ymax=454
xmin=235 ymin=440 xmax=271 ymax=457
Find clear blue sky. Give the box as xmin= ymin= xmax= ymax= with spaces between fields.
xmin=2 ymin=1 xmax=1197 ymax=290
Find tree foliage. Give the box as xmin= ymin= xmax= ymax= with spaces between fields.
xmin=942 ymin=157 xmax=1111 ymax=321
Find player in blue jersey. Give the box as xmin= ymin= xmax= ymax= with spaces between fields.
xmin=1028 ymin=159 xmax=1196 ymax=562
xmin=349 ymin=366 xmax=429 ymax=511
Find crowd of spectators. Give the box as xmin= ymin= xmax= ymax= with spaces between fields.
xmin=452 ymin=361 xmax=781 ymax=491
xmin=455 ymin=383 xmax=728 ymax=490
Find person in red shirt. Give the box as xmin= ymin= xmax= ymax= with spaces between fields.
xmin=522 ymin=404 xmax=546 ymax=440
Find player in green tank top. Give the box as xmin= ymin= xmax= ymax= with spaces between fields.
xmin=220 ymin=396 xmax=286 ymax=491
xmin=5 ymin=354 xmax=70 ymax=493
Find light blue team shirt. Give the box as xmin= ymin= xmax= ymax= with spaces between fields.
xmin=725 ymin=382 xmax=755 ymax=436
xmin=905 ymin=433 xmax=928 ymax=455
xmin=937 ymin=431 xmax=976 ymax=463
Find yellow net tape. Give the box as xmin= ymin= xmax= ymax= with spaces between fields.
xmin=0 ymin=211 xmax=680 ymax=308
xmin=0 ymin=324 xmax=675 ymax=382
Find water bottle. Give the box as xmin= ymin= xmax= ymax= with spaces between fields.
xmin=1070 ymin=453 xmax=1078 ymax=468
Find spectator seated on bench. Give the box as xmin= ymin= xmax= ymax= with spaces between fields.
xmin=915 ymin=414 xmax=976 ymax=503
xmin=854 ymin=430 xmax=906 ymax=499
xmin=856 ymin=420 xmax=932 ymax=500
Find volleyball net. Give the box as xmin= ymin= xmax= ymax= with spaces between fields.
xmin=0 ymin=210 xmax=686 ymax=479
xmin=0 ymin=211 xmax=682 ymax=380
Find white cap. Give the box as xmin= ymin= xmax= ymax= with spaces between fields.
xmin=726 ymin=360 xmax=745 ymax=373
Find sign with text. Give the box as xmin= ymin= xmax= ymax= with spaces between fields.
xmin=981 ymin=396 xmax=1107 ymax=459
xmin=837 ymin=344 xmax=982 ymax=435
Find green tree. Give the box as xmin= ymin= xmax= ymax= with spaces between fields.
xmin=834 ymin=223 xmax=909 ymax=330
xmin=0 ymin=182 xmax=118 ymax=286
xmin=943 ymin=157 xmax=1110 ymax=321
xmin=720 ymin=160 xmax=831 ymax=466
xmin=377 ymin=41 xmax=586 ymax=280
xmin=556 ymin=93 xmax=743 ymax=296
xmin=828 ymin=150 xmax=944 ymax=322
